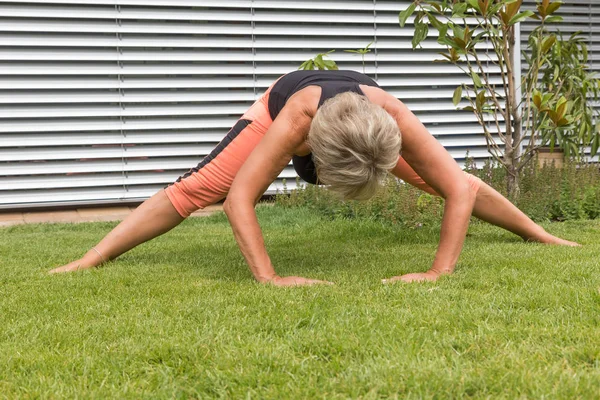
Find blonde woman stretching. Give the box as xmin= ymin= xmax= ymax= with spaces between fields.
xmin=50 ymin=70 xmax=578 ymax=284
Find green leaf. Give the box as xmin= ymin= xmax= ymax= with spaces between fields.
xmin=533 ymin=90 xmax=542 ymax=110
xmin=508 ymin=10 xmax=534 ymax=25
xmin=399 ymin=2 xmax=417 ymax=28
xmin=323 ymin=60 xmax=339 ymax=70
xmin=452 ymin=2 xmax=467 ymax=17
xmin=472 ymin=72 xmax=483 ymax=88
xmin=427 ymin=13 xmax=445 ymax=31
xmin=490 ymin=2 xmax=506 ymax=15
xmin=552 ymin=64 xmax=560 ymax=83
xmin=452 ymin=25 xmax=465 ymax=41
xmin=472 ymin=31 xmax=488 ymax=43
xmin=546 ymin=1 xmax=562 ymax=15
xmin=505 ymin=0 xmax=523 ymax=20
xmin=299 ymin=60 xmax=314 ymax=70
xmin=436 ymin=52 xmax=453 ymax=62
xmin=314 ymin=54 xmax=325 ymax=70
xmin=438 ymin=36 xmax=458 ymax=49
xmin=437 ymin=25 xmax=449 ymax=41
xmin=452 ymin=85 xmax=463 ymax=106
xmin=541 ymin=35 xmax=556 ymax=53
xmin=591 ymin=128 xmax=600 ymax=156
xmin=556 ymin=96 xmax=568 ymax=119
xmin=544 ymin=15 xmax=563 ymax=23
xmin=466 ymin=0 xmax=479 ymax=12
xmin=412 ymin=22 xmax=429 ymax=49
xmin=476 ymin=90 xmax=486 ymax=111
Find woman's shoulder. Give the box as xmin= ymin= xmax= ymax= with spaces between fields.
xmin=361 ymin=85 xmax=411 ymax=119
xmin=283 ymin=85 xmax=321 ymax=119
xmin=360 ymin=85 xmax=392 ymax=106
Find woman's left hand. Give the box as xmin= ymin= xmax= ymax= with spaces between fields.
xmin=382 ymin=270 xmax=441 ymax=283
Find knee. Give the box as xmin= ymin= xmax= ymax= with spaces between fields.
xmin=464 ymin=172 xmax=482 ymax=195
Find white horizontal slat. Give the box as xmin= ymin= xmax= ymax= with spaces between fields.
xmin=0 ymin=91 xmax=256 ymax=104
xmin=0 ymin=19 xmax=254 ymax=35
xmin=0 ymin=117 xmax=238 ymax=133
xmin=0 ymin=5 xmax=251 ymax=21
xmin=0 ymin=103 xmax=250 ymax=119
xmin=0 ymin=158 xmax=201 ymax=176
xmin=0 ymin=131 xmax=228 ymax=147
xmin=0 ymin=77 xmax=257 ymax=90
xmin=0 ymin=144 xmax=220 ymax=161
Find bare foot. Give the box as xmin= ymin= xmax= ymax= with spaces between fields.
xmin=49 ymin=259 xmax=95 ymax=274
xmin=529 ymin=232 xmax=581 ymax=247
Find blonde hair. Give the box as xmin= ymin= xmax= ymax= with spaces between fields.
xmin=307 ymin=91 xmax=402 ymax=200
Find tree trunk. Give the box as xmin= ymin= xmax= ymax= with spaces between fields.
xmin=506 ymin=164 xmax=520 ymax=201
xmin=506 ymin=24 xmax=522 ymax=201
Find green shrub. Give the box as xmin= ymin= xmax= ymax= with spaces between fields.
xmin=275 ymin=158 xmax=600 ymax=226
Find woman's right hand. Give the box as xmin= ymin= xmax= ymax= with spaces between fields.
xmin=267 ymin=276 xmax=334 ymax=286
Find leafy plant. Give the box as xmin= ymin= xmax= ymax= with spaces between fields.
xmin=533 ymin=31 xmax=600 ymax=158
xmin=344 ymin=41 xmax=374 ymax=73
xmin=298 ymin=50 xmax=339 ymax=71
xmin=399 ymin=0 xmax=600 ymax=199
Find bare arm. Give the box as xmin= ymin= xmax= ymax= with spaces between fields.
xmin=224 ymin=94 xmax=332 ymax=286
xmin=364 ymin=87 xmax=477 ymax=281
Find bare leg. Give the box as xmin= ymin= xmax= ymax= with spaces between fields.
xmin=391 ymin=158 xmax=579 ymax=246
xmin=472 ymin=181 xmax=579 ymax=246
xmin=49 ymin=190 xmax=185 ymax=273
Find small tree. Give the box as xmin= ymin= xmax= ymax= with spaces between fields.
xmin=400 ymin=0 xmax=599 ymax=198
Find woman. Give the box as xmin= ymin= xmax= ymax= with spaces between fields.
xmin=50 ymin=70 xmax=578 ymax=284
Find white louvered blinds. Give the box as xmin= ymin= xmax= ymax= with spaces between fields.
xmin=1 ymin=0 xmax=587 ymax=210
xmin=1 ymin=0 xmax=263 ymax=208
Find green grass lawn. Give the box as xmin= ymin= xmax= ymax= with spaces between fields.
xmin=1 ymin=205 xmax=599 ymax=399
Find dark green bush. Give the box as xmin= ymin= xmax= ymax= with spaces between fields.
xmin=275 ymin=158 xmax=600 ymax=226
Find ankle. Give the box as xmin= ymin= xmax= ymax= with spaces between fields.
xmin=521 ymin=226 xmax=549 ymax=243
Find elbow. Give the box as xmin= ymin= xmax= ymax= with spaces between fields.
xmin=223 ymin=197 xmax=233 ymax=216
xmin=223 ymin=196 xmax=239 ymax=217
xmin=223 ymin=193 xmax=253 ymax=217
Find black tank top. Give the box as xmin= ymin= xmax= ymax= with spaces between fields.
xmin=267 ymin=70 xmax=380 ymax=184
xmin=268 ymin=70 xmax=379 ymax=120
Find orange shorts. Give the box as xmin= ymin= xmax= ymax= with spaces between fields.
xmin=164 ymin=83 xmax=482 ymax=219
xmin=164 ymin=85 xmax=275 ymax=218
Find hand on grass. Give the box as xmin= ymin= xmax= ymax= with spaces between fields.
xmin=268 ymin=276 xmax=334 ymax=287
xmin=49 ymin=259 xmax=90 ymax=274
xmin=382 ymin=270 xmax=441 ymax=284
